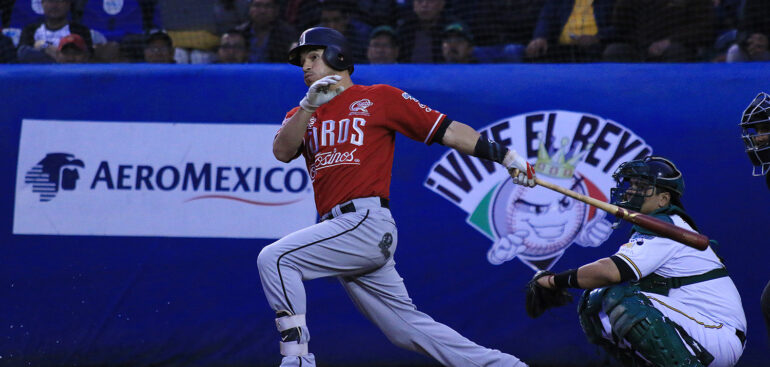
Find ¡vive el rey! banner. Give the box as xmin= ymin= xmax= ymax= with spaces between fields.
xmin=13 ymin=119 xmax=315 ymax=238
xmin=425 ymin=110 xmax=651 ymax=271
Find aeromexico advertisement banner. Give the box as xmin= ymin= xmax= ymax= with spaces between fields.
xmin=14 ymin=120 xmax=315 ymax=238
xmin=1 ymin=64 xmax=768 ymax=366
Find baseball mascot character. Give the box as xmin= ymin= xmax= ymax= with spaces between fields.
xmin=524 ymin=156 xmax=746 ymax=367
xmin=259 ymin=27 xmax=535 ymax=367
xmin=740 ymin=92 xmax=770 ymax=344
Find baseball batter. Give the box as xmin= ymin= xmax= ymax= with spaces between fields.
xmin=527 ymin=156 xmax=746 ymax=367
xmin=257 ymin=27 xmax=535 ymax=367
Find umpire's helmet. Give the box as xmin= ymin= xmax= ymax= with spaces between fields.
xmin=288 ymin=27 xmax=354 ymax=74
xmin=610 ymin=156 xmax=685 ymax=211
xmin=740 ymin=92 xmax=770 ymax=176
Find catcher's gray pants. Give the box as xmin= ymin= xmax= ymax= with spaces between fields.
xmin=257 ymin=197 xmax=526 ymax=367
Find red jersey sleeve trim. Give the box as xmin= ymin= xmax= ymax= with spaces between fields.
xmin=423 ymin=113 xmax=446 ymax=144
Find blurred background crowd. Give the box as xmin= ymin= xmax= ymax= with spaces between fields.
xmin=0 ymin=0 xmax=767 ymax=65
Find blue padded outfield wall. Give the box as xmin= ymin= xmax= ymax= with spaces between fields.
xmin=1 ymin=63 xmax=769 ymax=366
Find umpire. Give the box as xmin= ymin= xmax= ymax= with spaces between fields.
xmin=739 ymin=92 xmax=770 ymax=344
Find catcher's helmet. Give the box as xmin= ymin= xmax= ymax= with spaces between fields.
xmin=288 ymin=27 xmax=354 ymax=73
xmin=740 ymin=92 xmax=770 ymax=176
xmin=610 ymin=156 xmax=684 ymax=212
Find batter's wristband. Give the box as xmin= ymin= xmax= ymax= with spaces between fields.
xmin=473 ymin=137 xmax=508 ymax=164
xmin=553 ymin=269 xmax=580 ymax=288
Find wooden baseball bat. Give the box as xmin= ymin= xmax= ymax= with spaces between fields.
xmin=534 ymin=178 xmax=709 ymax=251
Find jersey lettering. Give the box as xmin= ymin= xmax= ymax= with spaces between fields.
xmin=321 ymin=120 xmax=335 ymax=146
xmin=315 ymin=118 xmax=365 ymax=148
xmin=351 ymin=118 xmax=366 ymax=146
xmin=337 ymin=119 xmax=350 ymax=144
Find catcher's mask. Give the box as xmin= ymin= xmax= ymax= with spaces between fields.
xmin=288 ymin=27 xmax=354 ymax=74
xmin=740 ymin=92 xmax=770 ymax=176
xmin=610 ymin=156 xmax=684 ymax=212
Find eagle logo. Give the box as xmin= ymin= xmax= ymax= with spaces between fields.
xmin=25 ymin=153 xmax=85 ymax=202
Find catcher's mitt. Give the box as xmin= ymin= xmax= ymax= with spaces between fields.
xmin=525 ymin=270 xmax=574 ymax=318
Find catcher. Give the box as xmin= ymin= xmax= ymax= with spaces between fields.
xmin=523 ymin=156 xmax=746 ymax=367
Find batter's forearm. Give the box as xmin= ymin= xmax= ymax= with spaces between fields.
xmin=439 ymin=120 xmax=534 ymax=187
xmin=273 ymin=109 xmax=313 ymax=162
xmin=440 ymin=120 xmax=481 ymax=155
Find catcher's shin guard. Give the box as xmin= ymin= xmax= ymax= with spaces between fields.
xmin=275 ymin=310 xmax=308 ymax=356
xmin=578 ymin=288 xmax=649 ymax=366
xmin=601 ymin=285 xmax=707 ymax=367
xmin=578 ymin=288 xmax=608 ymax=345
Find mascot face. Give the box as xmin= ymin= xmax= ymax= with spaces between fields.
xmin=492 ymin=177 xmax=588 ymax=258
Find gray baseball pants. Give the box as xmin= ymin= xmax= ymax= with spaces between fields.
xmin=257 ymin=197 xmax=526 ymax=367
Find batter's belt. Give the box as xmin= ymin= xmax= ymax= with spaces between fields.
xmin=321 ymin=197 xmax=390 ymax=221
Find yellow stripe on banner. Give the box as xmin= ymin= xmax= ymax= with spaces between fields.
xmin=646 ymin=296 xmax=724 ymax=329
xmin=617 ymin=253 xmax=642 ymax=279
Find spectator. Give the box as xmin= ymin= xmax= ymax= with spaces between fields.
xmin=217 ymin=29 xmax=249 ymax=63
xmin=709 ymin=0 xmax=741 ymax=61
xmin=143 ymin=30 xmax=174 ymax=63
xmin=159 ymin=0 xmax=219 ymax=63
xmin=397 ymin=0 xmax=460 ymax=63
xmin=726 ymin=0 xmax=770 ymax=62
xmin=318 ymin=0 xmax=370 ymax=63
xmin=452 ymin=0 xmax=546 ymax=47
xmin=524 ymin=0 xmax=614 ymax=63
xmin=55 ymin=33 xmax=90 ymax=63
xmin=235 ymin=0 xmax=297 ymax=63
xmin=17 ymin=0 xmax=93 ymax=63
xmin=367 ymin=25 xmax=399 ymax=64
xmin=214 ymin=0 xmax=251 ymax=35
xmin=0 ymin=31 xmax=15 ymax=63
xmin=604 ymin=0 xmax=715 ymax=62
xmin=441 ymin=22 xmax=475 ymax=63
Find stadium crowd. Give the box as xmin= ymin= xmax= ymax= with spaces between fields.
xmin=0 ymin=0 xmax=767 ymax=64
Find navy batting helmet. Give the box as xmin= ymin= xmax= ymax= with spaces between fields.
xmin=288 ymin=27 xmax=354 ymax=73
xmin=610 ymin=156 xmax=684 ymax=212
xmin=740 ymin=92 xmax=770 ymax=176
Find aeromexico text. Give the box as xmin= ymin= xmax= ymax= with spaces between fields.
xmin=88 ymin=162 xmax=309 ymax=193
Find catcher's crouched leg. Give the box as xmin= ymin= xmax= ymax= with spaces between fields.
xmin=577 ymin=288 xmax=608 ymax=345
xmin=579 ymin=285 xmax=707 ymax=367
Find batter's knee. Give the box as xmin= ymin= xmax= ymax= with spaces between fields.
xmin=383 ymin=329 xmax=421 ymax=351
xmin=257 ymin=242 xmax=280 ymax=273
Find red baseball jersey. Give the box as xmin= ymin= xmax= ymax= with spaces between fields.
xmin=280 ymin=84 xmax=447 ymax=216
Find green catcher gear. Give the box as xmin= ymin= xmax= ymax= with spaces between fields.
xmin=578 ymin=284 xmax=713 ymax=367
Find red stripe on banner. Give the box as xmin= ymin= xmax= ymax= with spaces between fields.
xmin=184 ymin=195 xmax=304 ymax=206
xmin=581 ymin=175 xmax=608 ymax=220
